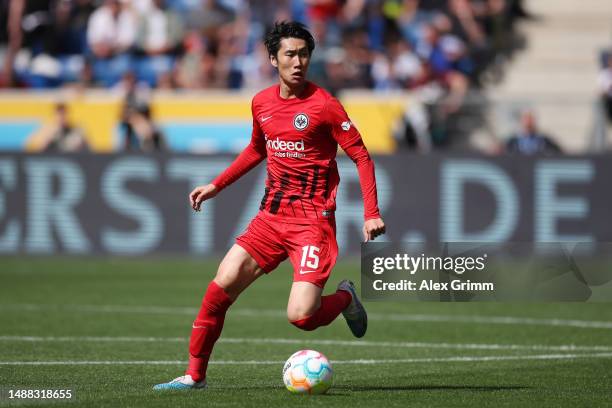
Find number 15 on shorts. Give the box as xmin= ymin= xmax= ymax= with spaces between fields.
xmin=300 ymin=245 xmax=320 ymax=273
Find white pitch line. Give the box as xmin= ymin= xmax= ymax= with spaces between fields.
xmin=380 ymin=314 xmax=612 ymax=330
xmin=334 ymin=352 xmax=612 ymax=364
xmin=0 ymin=360 xmax=272 ymax=366
xmin=0 ymin=303 xmax=198 ymax=316
xmin=0 ymin=335 xmax=187 ymax=343
xmin=2 ymin=352 xmax=612 ymax=366
xmin=2 ymin=303 xmax=612 ymax=329
xmin=1 ymin=335 xmax=612 ymax=353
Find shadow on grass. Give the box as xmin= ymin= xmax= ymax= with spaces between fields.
xmin=192 ymin=384 xmax=530 ymax=396
xmin=333 ymin=385 xmax=530 ymax=392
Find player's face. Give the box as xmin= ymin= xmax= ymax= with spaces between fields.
xmin=271 ymin=38 xmax=311 ymax=88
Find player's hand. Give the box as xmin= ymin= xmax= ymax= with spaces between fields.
xmin=363 ymin=217 xmax=386 ymax=242
xmin=189 ymin=184 xmax=218 ymax=212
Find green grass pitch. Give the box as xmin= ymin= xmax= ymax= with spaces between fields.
xmin=0 ymin=257 xmax=611 ymax=407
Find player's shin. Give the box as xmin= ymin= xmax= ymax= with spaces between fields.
xmin=186 ymin=281 xmax=233 ymax=382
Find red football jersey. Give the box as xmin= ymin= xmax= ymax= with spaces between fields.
xmin=213 ymin=82 xmax=380 ymax=222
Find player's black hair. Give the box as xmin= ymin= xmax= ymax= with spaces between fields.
xmin=264 ymin=21 xmax=315 ymax=58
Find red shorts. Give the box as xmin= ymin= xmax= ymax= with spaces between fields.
xmin=236 ymin=211 xmax=338 ymax=288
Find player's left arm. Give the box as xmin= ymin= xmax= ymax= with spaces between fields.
xmin=326 ymin=97 xmax=386 ymax=242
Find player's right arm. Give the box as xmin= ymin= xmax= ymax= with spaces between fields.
xmin=190 ymin=105 xmax=267 ymax=212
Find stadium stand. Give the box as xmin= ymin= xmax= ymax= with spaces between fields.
xmin=1 ymin=0 xmax=609 ymax=153
xmin=485 ymin=0 xmax=612 ymax=153
xmin=0 ymin=1 xmax=522 ymax=92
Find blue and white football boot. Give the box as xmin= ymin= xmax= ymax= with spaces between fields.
xmin=337 ymin=280 xmax=368 ymax=338
xmin=153 ymin=375 xmax=207 ymax=390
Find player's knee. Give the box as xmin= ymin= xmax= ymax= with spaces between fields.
xmin=290 ymin=315 xmax=318 ymax=331
xmin=287 ymin=304 xmax=318 ymax=327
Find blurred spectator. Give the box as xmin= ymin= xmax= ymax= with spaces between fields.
xmin=26 ymin=0 xmax=94 ymax=87
xmin=431 ymin=13 xmax=474 ymax=75
xmin=87 ymin=0 xmax=137 ymax=86
xmin=392 ymin=0 xmax=435 ymax=46
xmin=300 ymin=0 xmax=367 ymax=53
xmin=43 ymin=0 xmax=93 ymax=56
xmin=236 ymin=41 xmax=276 ymax=90
xmin=248 ymin=0 xmax=291 ymax=27
xmin=173 ymin=30 xmax=207 ymax=88
xmin=27 ymin=102 xmax=89 ymax=152
xmin=330 ymin=27 xmax=372 ymax=90
xmin=470 ymin=0 xmax=508 ymax=51
xmin=371 ymin=38 xmax=425 ymax=90
xmin=414 ymin=23 xmax=469 ymax=114
xmin=305 ymin=0 xmax=366 ymax=27
xmin=1 ymin=0 xmax=53 ymax=86
xmin=115 ymin=70 xmax=151 ymax=109
xmin=505 ymin=110 xmax=561 ymax=155
xmin=186 ymin=0 xmax=235 ymax=34
xmin=179 ymin=0 xmax=239 ymax=88
xmin=219 ymin=13 xmax=252 ymax=89
xmin=132 ymin=0 xmax=155 ymax=14
xmin=134 ymin=0 xmax=184 ymax=87
xmin=122 ymin=104 xmax=166 ymax=151
xmin=312 ymin=26 xmax=372 ymax=96
xmin=415 ymin=22 xmax=472 ymax=77
xmin=598 ymin=52 xmax=612 ymax=123
xmin=303 ymin=18 xmax=332 ymax=85
xmin=446 ymin=0 xmax=486 ymax=47
xmin=117 ymin=72 xmax=165 ymax=151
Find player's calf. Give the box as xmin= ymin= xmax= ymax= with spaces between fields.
xmin=186 ymin=281 xmax=233 ymax=382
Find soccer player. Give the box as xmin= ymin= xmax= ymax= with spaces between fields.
xmin=153 ymin=21 xmax=385 ymax=390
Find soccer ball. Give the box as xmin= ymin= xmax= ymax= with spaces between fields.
xmin=282 ymin=350 xmax=333 ymax=395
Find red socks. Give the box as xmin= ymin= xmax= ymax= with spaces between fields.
xmin=290 ymin=289 xmax=351 ymax=331
xmin=186 ymin=281 xmax=233 ymax=382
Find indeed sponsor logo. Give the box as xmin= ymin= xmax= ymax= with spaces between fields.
xmin=265 ymin=136 xmax=305 ymax=152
